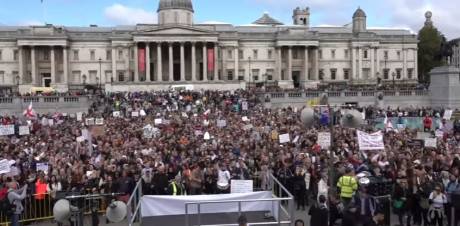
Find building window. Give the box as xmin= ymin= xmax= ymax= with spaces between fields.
xmin=396 ymin=68 xmax=402 ymax=79
xmin=90 ymin=50 xmax=95 ymax=61
xmin=397 ymin=51 xmax=401 ymax=60
xmin=118 ymin=72 xmax=125 ymax=82
xmin=331 ymin=50 xmax=336 ymax=59
xmin=384 ymin=51 xmax=389 ymax=60
xmin=268 ymin=50 xmax=273 ymax=59
xmin=44 ymin=50 xmax=50 ymax=61
xmin=343 ymin=69 xmax=350 ymax=80
xmin=13 ymin=50 xmax=18 ymax=61
xmin=106 ymin=50 xmax=112 ymax=61
xmin=73 ymin=50 xmax=79 ymax=61
xmin=238 ymin=69 xmax=245 ymax=80
xmin=0 ymin=71 xmax=4 ymax=84
xmin=293 ymin=49 xmax=299 ymax=59
xmin=363 ymin=50 xmax=368 ymax=59
xmin=383 ymin=69 xmax=390 ymax=79
xmin=344 ymin=49 xmax=349 ymax=59
xmin=227 ymin=69 xmax=234 ymax=80
xmin=253 ymin=50 xmax=258 ymax=60
xmin=0 ymin=50 xmax=2 ymax=61
xmin=12 ymin=71 xmax=18 ymax=83
xmin=319 ymin=50 xmax=323 ymax=59
xmin=118 ymin=49 xmax=123 ymax=60
xmin=227 ymin=50 xmax=233 ymax=59
xmin=408 ymin=68 xmax=414 ymax=79
xmin=252 ymin=69 xmax=259 ymax=81
xmin=239 ymin=50 xmax=244 ymax=60
xmin=266 ymin=69 xmax=274 ymax=80
xmin=319 ymin=69 xmax=324 ymax=80
xmin=330 ymin=69 xmax=337 ymax=80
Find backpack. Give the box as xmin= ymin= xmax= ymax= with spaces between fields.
xmin=0 ymin=192 xmax=15 ymax=216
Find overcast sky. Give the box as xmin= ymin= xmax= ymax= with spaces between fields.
xmin=0 ymin=0 xmax=458 ymax=39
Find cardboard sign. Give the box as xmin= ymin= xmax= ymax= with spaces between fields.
xmin=318 ymin=132 xmax=331 ymax=149
xmin=76 ymin=112 xmax=83 ymax=121
xmin=407 ymin=139 xmax=424 ymax=148
xmin=0 ymin=125 xmax=14 ymax=136
xmin=0 ymin=159 xmax=11 ymax=174
xmin=86 ymin=118 xmax=95 ymax=126
xmin=424 ymin=137 xmax=437 ymax=148
xmin=357 ymin=130 xmax=385 ymax=151
xmin=19 ymin=126 xmax=30 ymax=136
xmin=279 ymin=133 xmax=290 ymax=144
xmin=36 ymin=162 xmax=49 ymax=174
xmin=231 ymin=180 xmax=253 ymax=194
xmin=217 ymin=120 xmax=227 ymax=128
xmin=95 ymin=118 xmax=104 ymax=125
xmin=132 ymin=112 xmax=139 ymax=117
xmin=113 ymin=111 xmax=121 ymax=118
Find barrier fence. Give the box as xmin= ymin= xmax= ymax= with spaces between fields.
xmin=0 ymin=193 xmax=108 ymax=226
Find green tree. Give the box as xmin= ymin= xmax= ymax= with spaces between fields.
xmin=417 ymin=25 xmax=445 ymax=84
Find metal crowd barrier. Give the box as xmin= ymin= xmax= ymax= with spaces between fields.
xmin=0 ymin=193 xmax=108 ymax=226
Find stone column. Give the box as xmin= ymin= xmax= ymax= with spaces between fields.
xmin=276 ymin=47 xmax=282 ymax=81
xmin=63 ymin=47 xmax=68 ymax=84
xmin=351 ymin=47 xmax=356 ymax=80
xmin=191 ymin=42 xmax=196 ymax=82
xmin=403 ymin=48 xmax=407 ymax=79
xmin=358 ymin=47 xmax=363 ymax=80
xmin=31 ymin=47 xmax=36 ymax=85
xmin=203 ymin=43 xmax=208 ymax=81
xmin=414 ymin=48 xmax=418 ymax=80
xmin=287 ymin=46 xmax=292 ymax=81
xmin=303 ymin=46 xmax=309 ymax=82
xmin=375 ymin=48 xmax=380 ymax=77
xmin=18 ymin=47 xmax=24 ymax=84
xmin=234 ymin=47 xmax=239 ymax=81
xmin=111 ymin=47 xmax=116 ymax=83
xmin=180 ymin=42 xmax=185 ymax=81
xmin=146 ymin=42 xmax=151 ymax=82
xmin=51 ymin=46 xmax=56 ymax=85
xmin=214 ymin=44 xmax=219 ymax=81
xmin=314 ymin=48 xmax=319 ymax=80
xmin=168 ymin=42 xmax=174 ymax=82
xmin=134 ymin=43 xmax=139 ymax=82
xmin=370 ymin=47 xmax=375 ymax=80
xmin=157 ymin=43 xmax=163 ymax=81
xmin=221 ymin=46 xmax=226 ymax=80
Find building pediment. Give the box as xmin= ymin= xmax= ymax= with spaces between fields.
xmin=135 ymin=25 xmax=217 ymax=36
xmin=133 ymin=25 xmax=219 ymax=43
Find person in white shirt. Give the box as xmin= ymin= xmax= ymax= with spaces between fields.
xmin=428 ymin=185 xmax=447 ymax=226
xmin=216 ymin=164 xmax=231 ymax=194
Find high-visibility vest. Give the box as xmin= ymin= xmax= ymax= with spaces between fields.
xmin=337 ymin=176 xmax=357 ymax=198
xmin=35 ymin=180 xmax=47 ymax=200
xmin=171 ymin=182 xmax=178 ymax=196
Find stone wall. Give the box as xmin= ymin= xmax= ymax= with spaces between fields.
xmin=0 ymin=96 xmax=91 ymax=116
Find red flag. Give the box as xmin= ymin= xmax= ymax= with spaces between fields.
xmin=23 ymin=102 xmax=36 ymax=119
xmin=138 ymin=48 xmax=146 ymax=73
xmin=207 ymin=48 xmax=214 ymax=72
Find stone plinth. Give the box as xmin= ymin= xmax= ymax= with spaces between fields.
xmin=429 ymin=66 xmax=460 ymax=109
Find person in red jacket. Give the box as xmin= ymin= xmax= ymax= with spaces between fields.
xmin=423 ymin=115 xmax=432 ymax=132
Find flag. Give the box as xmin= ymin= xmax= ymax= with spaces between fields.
xmin=384 ymin=112 xmax=394 ymax=132
xmin=23 ymin=102 xmax=36 ymax=119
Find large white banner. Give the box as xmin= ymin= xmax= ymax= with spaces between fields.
xmin=0 ymin=125 xmax=15 ymax=136
xmin=318 ymin=132 xmax=331 ymax=149
xmin=141 ymin=191 xmax=277 ymax=219
xmin=231 ymin=180 xmax=253 ymax=194
xmin=357 ymin=130 xmax=385 ymax=151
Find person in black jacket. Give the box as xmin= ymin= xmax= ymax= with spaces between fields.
xmin=153 ymin=166 xmax=169 ymax=195
xmin=293 ymin=166 xmax=306 ymax=210
xmin=309 ymin=195 xmax=329 ymax=226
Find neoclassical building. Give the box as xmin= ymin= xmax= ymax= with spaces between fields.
xmin=0 ymin=0 xmax=418 ymax=93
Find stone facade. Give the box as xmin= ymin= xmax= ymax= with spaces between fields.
xmin=451 ymin=38 xmax=460 ymax=68
xmin=0 ymin=0 xmax=418 ymax=94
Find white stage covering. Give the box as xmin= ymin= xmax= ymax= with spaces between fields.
xmin=141 ymin=191 xmax=278 ymax=219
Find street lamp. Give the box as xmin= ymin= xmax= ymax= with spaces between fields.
xmin=392 ymin=72 xmax=396 ymax=90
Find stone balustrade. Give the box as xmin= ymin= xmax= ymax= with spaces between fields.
xmin=0 ymin=96 xmax=91 ymax=115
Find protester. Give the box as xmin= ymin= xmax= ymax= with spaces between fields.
xmin=429 ymin=184 xmax=447 ymax=226
xmin=308 ymin=194 xmax=328 ymax=226
xmin=7 ymin=183 xmax=28 ymax=226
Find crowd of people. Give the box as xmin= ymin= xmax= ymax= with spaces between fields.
xmin=0 ymin=89 xmax=459 ymax=226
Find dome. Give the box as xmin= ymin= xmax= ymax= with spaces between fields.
xmin=158 ymin=0 xmax=194 ymax=12
xmin=353 ymin=7 xmax=366 ymax=18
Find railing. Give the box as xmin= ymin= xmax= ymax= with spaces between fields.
xmin=287 ymin=93 xmax=302 ymax=98
xmin=43 ymin=97 xmax=60 ymax=103
xmin=23 ymin=97 xmax=40 ymax=103
xmin=127 ymin=180 xmax=143 ymax=226
xmin=344 ymin=91 xmax=358 ymax=97
xmin=0 ymin=98 xmax=13 ymax=104
xmin=361 ymin=91 xmax=375 ymax=97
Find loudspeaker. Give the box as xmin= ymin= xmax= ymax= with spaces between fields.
xmin=106 ymin=201 xmax=128 ymax=223
xmin=341 ymin=109 xmax=364 ymax=128
xmin=53 ymin=199 xmax=72 ymax=223
xmin=300 ymin=108 xmax=316 ymax=127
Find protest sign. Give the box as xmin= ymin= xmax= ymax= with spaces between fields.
xmin=292 ymin=135 xmax=300 ymax=143
xmin=36 ymin=163 xmax=49 ymax=174
xmin=195 ymin=130 xmax=203 ymax=136
xmin=85 ymin=118 xmax=95 ymax=126
xmin=95 ymin=118 xmax=104 ymax=125
xmin=19 ymin=126 xmax=30 ymax=136
xmin=204 ymin=132 xmax=211 ymax=140
xmin=435 ymin=130 xmax=444 ymax=138
xmin=231 ymin=180 xmax=253 ymax=194
xmin=242 ymin=101 xmax=248 ymax=111
xmin=318 ymin=132 xmax=331 ymax=149
xmin=242 ymin=116 xmax=249 ymax=122
xmin=424 ymin=137 xmax=437 ymax=148
xmin=48 ymin=119 xmax=54 ymax=126
xmin=217 ymin=120 xmax=227 ymax=128
xmin=132 ymin=112 xmax=139 ymax=117
xmin=41 ymin=117 xmax=48 ymax=126
xmin=154 ymin=118 xmax=162 ymax=125
xmin=76 ymin=136 xmax=85 ymax=143
xmin=140 ymin=109 xmax=147 ymax=117
xmin=0 ymin=125 xmax=14 ymax=136
xmin=417 ymin=132 xmax=432 ymax=140
xmin=279 ymin=133 xmax=290 ymax=144
xmin=76 ymin=112 xmax=83 ymax=121
xmin=444 ymin=110 xmax=453 ymax=120
xmin=243 ymin=124 xmax=253 ymax=131
xmin=357 ymin=130 xmax=385 ymax=151
xmin=0 ymin=160 xmax=10 ymax=174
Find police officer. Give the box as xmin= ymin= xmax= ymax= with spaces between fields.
xmin=337 ymin=167 xmax=358 ymax=209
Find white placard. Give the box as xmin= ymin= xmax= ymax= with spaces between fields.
xmin=86 ymin=118 xmax=95 ymax=126
xmin=242 ymin=101 xmax=248 ymax=111
xmin=243 ymin=124 xmax=253 ymax=131
xmin=140 ymin=109 xmax=147 ymax=117
xmin=41 ymin=117 xmax=48 ymax=126
xmin=95 ymin=118 xmax=104 ymax=125
xmin=242 ymin=116 xmax=249 ymax=122
xmin=435 ymin=130 xmax=444 ymax=138
xmin=217 ymin=120 xmax=227 ymax=128
xmin=36 ymin=162 xmax=49 ymax=174
xmin=0 ymin=125 xmax=15 ymax=136
xmin=76 ymin=112 xmax=83 ymax=121
xmin=0 ymin=160 xmax=10 ymax=174
xmin=113 ymin=111 xmax=121 ymax=118
xmin=154 ymin=118 xmax=163 ymax=125
xmin=182 ymin=112 xmax=189 ymax=118
xmin=444 ymin=110 xmax=453 ymax=120
xmin=132 ymin=112 xmax=139 ymax=117
xmin=318 ymin=132 xmax=331 ymax=149
xmin=204 ymin=132 xmax=211 ymax=140
xmin=48 ymin=119 xmax=54 ymax=126
xmin=292 ymin=135 xmax=300 ymax=143
xmin=19 ymin=126 xmax=30 ymax=136
xmin=143 ymin=125 xmax=153 ymax=139
xmin=82 ymin=129 xmax=90 ymax=141
xmin=357 ymin=130 xmax=385 ymax=151
xmin=231 ymin=180 xmax=253 ymax=194
xmin=279 ymin=133 xmax=290 ymax=144
xmin=76 ymin=136 xmax=85 ymax=143
xmin=424 ymin=137 xmax=437 ymax=148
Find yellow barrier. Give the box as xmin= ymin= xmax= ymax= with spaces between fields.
xmin=0 ymin=193 xmax=108 ymax=226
